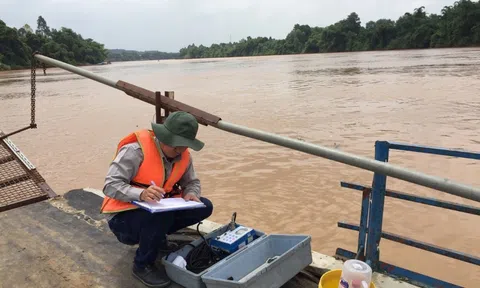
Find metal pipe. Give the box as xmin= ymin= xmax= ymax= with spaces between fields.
xmin=34 ymin=54 xmax=117 ymax=88
xmin=0 ymin=124 xmax=37 ymax=141
xmin=33 ymin=54 xmax=480 ymax=203
xmin=215 ymin=121 xmax=480 ymax=202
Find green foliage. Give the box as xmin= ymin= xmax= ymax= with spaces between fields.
xmin=1 ymin=0 xmax=479 ymax=69
xmin=0 ymin=20 xmax=31 ymax=69
xmin=179 ymin=0 xmax=480 ymax=59
xmin=108 ymin=49 xmax=180 ymax=61
xmin=0 ymin=16 xmax=107 ymax=70
xmin=106 ymin=49 xmax=180 ymax=61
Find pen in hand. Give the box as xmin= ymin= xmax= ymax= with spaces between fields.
xmin=150 ymin=181 xmax=165 ymax=199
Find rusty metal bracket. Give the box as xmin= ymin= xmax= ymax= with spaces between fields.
xmin=116 ymin=80 xmax=221 ymax=126
xmin=155 ymin=91 xmax=175 ymax=124
xmin=164 ymin=91 xmax=174 ymax=120
xmin=156 ymin=92 xmax=163 ymax=124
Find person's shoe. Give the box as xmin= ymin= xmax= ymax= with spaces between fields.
xmin=132 ymin=264 xmax=171 ymax=287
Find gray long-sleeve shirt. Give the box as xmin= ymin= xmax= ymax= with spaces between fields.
xmin=102 ymin=138 xmax=201 ymax=205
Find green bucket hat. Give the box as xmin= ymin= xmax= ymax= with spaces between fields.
xmin=151 ymin=111 xmax=204 ymax=151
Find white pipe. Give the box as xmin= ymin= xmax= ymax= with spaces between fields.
xmin=33 ymin=54 xmax=480 ymax=203
xmin=34 ymin=54 xmax=117 ymax=88
xmin=215 ymin=121 xmax=480 ymax=202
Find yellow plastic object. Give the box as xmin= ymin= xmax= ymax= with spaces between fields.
xmin=319 ymin=269 xmax=376 ymax=288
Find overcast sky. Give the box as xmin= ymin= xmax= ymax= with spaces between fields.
xmin=1 ymin=0 xmax=456 ymax=52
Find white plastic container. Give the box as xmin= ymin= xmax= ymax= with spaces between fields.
xmin=338 ymin=259 xmax=372 ymax=288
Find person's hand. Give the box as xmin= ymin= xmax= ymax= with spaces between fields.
xmin=140 ymin=185 xmax=165 ymax=203
xmin=184 ymin=193 xmax=201 ymax=202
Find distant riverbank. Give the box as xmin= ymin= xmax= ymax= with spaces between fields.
xmin=5 ymin=45 xmax=479 ymax=73
xmin=2 ymin=0 xmax=479 ymax=71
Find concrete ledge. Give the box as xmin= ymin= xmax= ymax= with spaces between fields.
xmin=1 ymin=186 xmax=418 ymax=287
xmin=83 ymin=188 xmax=418 ymax=288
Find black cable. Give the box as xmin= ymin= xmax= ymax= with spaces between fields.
xmin=185 ymin=222 xmax=228 ymax=274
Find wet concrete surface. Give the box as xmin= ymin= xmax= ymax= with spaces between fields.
xmin=0 ymin=189 xmax=322 ymax=288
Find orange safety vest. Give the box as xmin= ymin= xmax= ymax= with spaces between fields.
xmin=100 ymin=129 xmax=191 ymax=214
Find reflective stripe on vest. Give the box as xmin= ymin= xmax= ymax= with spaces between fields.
xmin=100 ymin=129 xmax=190 ymax=214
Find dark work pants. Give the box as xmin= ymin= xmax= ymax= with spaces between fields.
xmin=108 ymin=197 xmax=213 ymax=268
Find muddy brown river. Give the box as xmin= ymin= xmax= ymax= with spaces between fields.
xmin=1 ymin=47 xmax=479 ymax=287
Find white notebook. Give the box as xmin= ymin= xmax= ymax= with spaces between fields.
xmin=132 ymin=198 xmax=206 ymax=213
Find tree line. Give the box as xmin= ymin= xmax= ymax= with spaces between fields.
xmin=106 ymin=49 xmax=180 ymax=62
xmin=0 ymin=16 xmax=108 ymax=70
xmin=179 ymin=0 xmax=480 ymax=58
xmin=1 ymin=0 xmax=479 ymax=70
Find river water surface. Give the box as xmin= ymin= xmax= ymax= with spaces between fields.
xmin=1 ymin=48 xmax=479 ymax=286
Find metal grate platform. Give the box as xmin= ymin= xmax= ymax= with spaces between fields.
xmin=0 ymin=131 xmax=56 ymax=212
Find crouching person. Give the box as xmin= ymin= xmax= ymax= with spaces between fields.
xmin=100 ymin=112 xmax=213 ymax=287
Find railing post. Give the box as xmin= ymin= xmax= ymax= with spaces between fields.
xmin=155 ymin=91 xmax=174 ymax=124
xmin=356 ymin=188 xmax=371 ymax=261
xmin=155 ymin=92 xmax=162 ymax=124
xmin=164 ymin=91 xmax=174 ymax=119
xmin=365 ymin=141 xmax=390 ymax=269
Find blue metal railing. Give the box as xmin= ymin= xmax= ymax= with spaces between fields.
xmin=336 ymin=141 xmax=480 ymax=288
